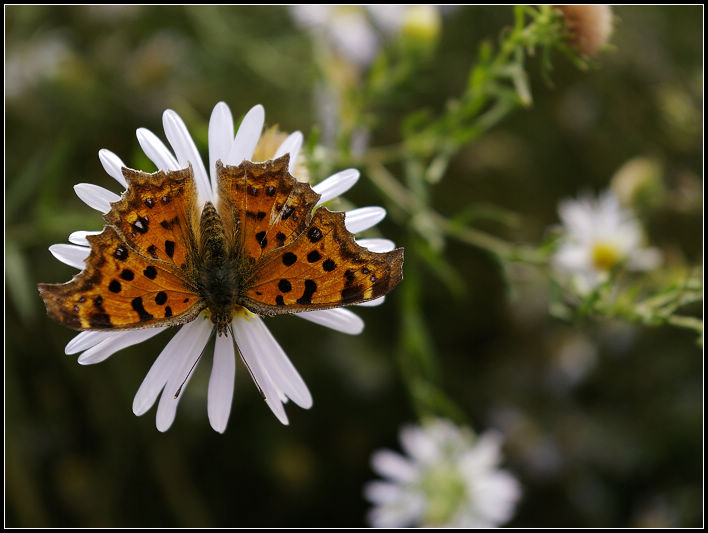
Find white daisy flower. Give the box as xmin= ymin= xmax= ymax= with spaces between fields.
xmin=51 ymin=102 xmax=395 ymax=433
xmin=364 ymin=419 xmax=522 ymax=528
xmin=552 ymin=191 xmax=661 ymax=293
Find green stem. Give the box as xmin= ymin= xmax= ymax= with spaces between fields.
xmin=366 ymin=162 xmax=546 ymax=264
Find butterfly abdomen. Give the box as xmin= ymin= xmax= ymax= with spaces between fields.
xmin=198 ymin=202 xmax=238 ymax=334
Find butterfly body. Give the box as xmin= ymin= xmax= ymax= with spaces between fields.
xmin=195 ymin=201 xmax=240 ymax=334
xmin=39 ymin=155 xmax=404 ymax=333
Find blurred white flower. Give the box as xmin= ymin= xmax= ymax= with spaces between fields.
xmin=364 ymin=419 xmax=521 ymax=527
xmin=553 ymin=191 xmax=661 ymax=292
xmin=290 ymin=5 xmax=442 ymax=68
xmin=6 ymin=32 xmax=73 ymax=99
xmin=291 ymin=5 xmax=382 ymax=68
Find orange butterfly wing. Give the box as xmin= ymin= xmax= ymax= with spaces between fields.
xmin=215 ymin=155 xmax=403 ymax=316
xmin=216 ymin=155 xmax=320 ymax=264
xmin=104 ymin=166 xmax=200 ymax=269
xmin=237 ymin=209 xmax=402 ymax=315
xmin=39 ymin=168 xmax=205 ymax=331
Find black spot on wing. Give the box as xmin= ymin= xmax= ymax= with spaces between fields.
xmin=256 ymin=231 xmax=267 ymax=249
xmin=296 ymin=280 xmax=317 ymax=305
xmin=108 ymin=280 xmax=121 ymax=293
xmin=307 ymin=227 xmax=323 ymax=243
xmin=322 ymin=259 xmax=336 ymax=272
xmin=143 ymin=266 xmax=157 ymax=280
xmin=131 ymin=297 xmax=154 ymax=322
xmin=131 ymin=216 xmax=149 ymax=235
xmin=165 ymin=240 xmax=175 ymax=258
xmin=282 ymin=252 xmax=297 ymax=266
xmin=114 ymin=246 xmax=129 ymax=261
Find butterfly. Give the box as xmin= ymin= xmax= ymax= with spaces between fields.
xmin=38 ymin=155 xmax=404 ymax=334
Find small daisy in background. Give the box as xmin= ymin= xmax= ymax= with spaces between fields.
xmin=364 ymin=419 xmax=521 ymax=528
xmin=552 ymin=191 xmax=661 ymax=293
xmin=49 ymin=102 xmax=396 ymax=432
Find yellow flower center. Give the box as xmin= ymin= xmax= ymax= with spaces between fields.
xmin=252 ymin=126 xmax=309 ymax=183
xmin=201 ymin=304 xmax=254 ymax=326
xmin=421 ymin=465 xmax=467 ymax=526
xmin=591 ymin=242 xmax=622 ymax=271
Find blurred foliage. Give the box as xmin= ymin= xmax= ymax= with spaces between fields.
xmin=5 ymin=5 xmax=702 ymax=527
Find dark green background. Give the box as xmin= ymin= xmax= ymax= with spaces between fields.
xmin=5 ymin=5 xmax=702 ymax=527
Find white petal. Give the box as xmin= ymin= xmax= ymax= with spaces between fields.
xmin=136 ymin=127 xmax=180 ymax=171
xmin=399 ymin=424 xmax=437 ymax=464
xmin=345 ymin=206 xmax=386 ymax=234
xmin=355 ymin=296 xmax=386 ymax=307
xmin=628 ymin=247 xmax=662 ymax=271
xmin=273 ymin=131 xmax=303 ymax=173
xmin=68 ymin=230 xmax=101 ymax=246
xmin=328 ymin=9 xmax=380 ymax=67
xmin=162 ymin=109 xmax=212 ymax=204
xmin=471 ymin=471 xmax=522 ymax=525
xmin=65 ymin=330 xmax=120 ymax=354
xmin=371 ymin=449 xmax=419 ymax=483
xmin=236 ymin=316 xmax=312 ymax=409
xmin=208 ymin=101 xmax=235 ymax=193
xmin=154 ymin=319 xmax=213 ymax=432
xmin=232 ymin=318 xmax=289 ymax=425
xmin=207 ymin=332 xmax=236 ymax=433
xmin=296 ymin=308 xmax=364 ymax=335
xmin=553 ymin=243 xmax=590 ymax=273
xmin=253 ymin=317 xmax=312 ymax=408
xmin=49 ymin=244 xmax=89 ymax=269
xmin=98 ymin=149 xmax=128 ymax=187
xmin=356 ymin=238 xmax=395 ymax=253
xmin=132 ymin=319 xmax=210 ymax=416
xmin=314 ymin=168 xmax=360 ymax=205
xmin=558 ymin=197 xmax=596 ymax=238
xmin=460 ymin=431 xmax=503 ymax=472
xmin=365 ymin=486 xmax=425 ymax=528
xmin=225 ymin=104 xmax=265 ymax=165
xmin=78 ymin=327 xmax=168 ymax=365
xmin=74 ymin=183 xmax=120 ymax=214
xmin=363 ymin=480 xmax=406 ymax=505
